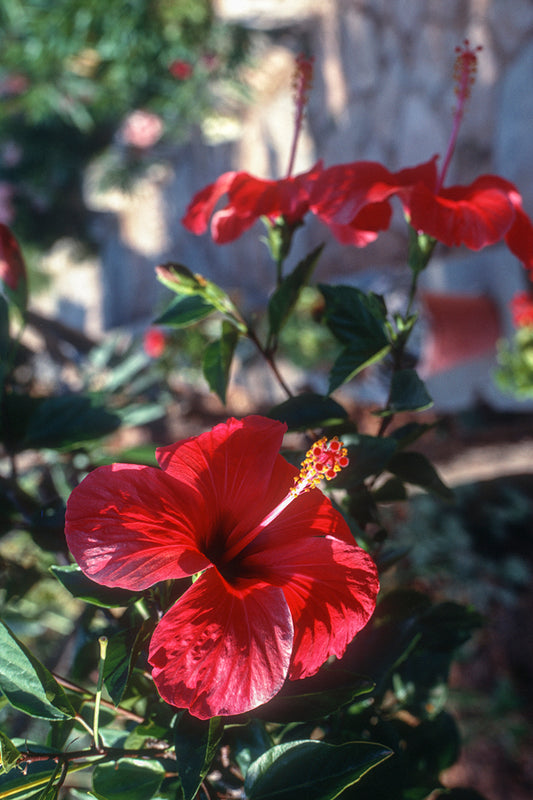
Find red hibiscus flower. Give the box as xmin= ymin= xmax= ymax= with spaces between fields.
xmin=64 ymin=416 xmax=379 ymax=719
xmin=182 ymin=162 xmax=324 ymax=244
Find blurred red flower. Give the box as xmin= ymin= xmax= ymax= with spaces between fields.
xmin=169 ymin=59 xmax=193 ymax=80
xmin=511 ymin=291 xmax=533 ymax=328
xmin=65 ymin=416 xmax=378 ymax=719
xmin=143 ymin=327 xmax=166 ymax=358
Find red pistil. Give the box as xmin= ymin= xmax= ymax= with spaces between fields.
xmin=223 ymin=436 xmax=349 ymax=563
xmin=437 ymin=40 xmax=483 ymax=192
xmin=286 ymin=53 xmax=314 ymax=178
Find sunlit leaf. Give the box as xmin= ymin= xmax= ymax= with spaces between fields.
xmin=0 ymin=621 xmax=75 ymax=721
xmin=0 ymin=730 xmax=22 ymax=774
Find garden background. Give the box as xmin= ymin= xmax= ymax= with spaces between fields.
xmin=1 ymin=1 xmax=533 ymax=799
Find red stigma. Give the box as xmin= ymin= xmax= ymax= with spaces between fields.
xmin=453 ymin=39 xmax=482 ymax=106
xmin=292 ymin=436 xmax=349 ymax=495
xmin=286 ymin=53 xmax=314 ymax=178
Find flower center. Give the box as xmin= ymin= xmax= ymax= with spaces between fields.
xmin=222 ymin=436 xmax=349 ymax=564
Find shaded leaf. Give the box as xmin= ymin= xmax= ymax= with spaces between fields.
xmin=328 ymin=343 xmax=391 ymax=392
xmin=268 ymin=245 xmax=324 ymax=337
xmin=387 ymin=451 xmax=453 ymax=500
xmin=267 ymin=393 xmax=348 ymax=431
xmin=92 ymin=758 xmax=165 ymax=800
xmin=0 ymin=620 xmax=75 ymax=720
xmin=245 ymin=739 xmax=392 ymax=800
xmin=104 ymin=622 xmax=154 ymax=706
xmin=319 ymin=285 xmax=391 ymax=391
xmin=377 ymin=369 xmax=433 ymax=415
xmin=23 ymin=394 xmax=121 ymax=450
xmin=254 ymin=669 xmax=373 ymax=723
xmin=335 ymin=434 xmax=397 ymax=487
xmin=173 ymin=712 xmax=225 ymax=800
xmin=203 ymin=321 xmax=239 ymax=404
xmin=50 ymin=565 xmax=142 ymax=608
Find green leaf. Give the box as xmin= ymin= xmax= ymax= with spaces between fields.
xmin=319 ymin=283 xmax=392 ymax=391
xmin=387 ymin=451 xmax=453 ymax=500
xmin=268 ymin=244 xmax=324 ymax=338
xmin=104 ymin=622 xmax=154 ymax=706
xmin=0 ymin=620 xmax=75 ymax=720
xmin=267 ymin=393 xmax=348 ymax=431
xmin=173 ymin=712 xmax=225 ymax=800
xmin=245 ymin=740 xmax=392 ymax=800
xmin=334 ymin=434 xmax=397 ymax=487
xmin=156 ymin=263 xmax=245 ymax=330
xmin=50 ymin=565 xmax=142 ymax=608
xmin=155 ymin=294 xmax=216 ymax=328
xmin=92 ymin=758 xmax=165 ymax=800
xmin=328 ymin=343 xmax=391 ymax=392
xmin=202 ymin=321 xmax=239 ymax=404
xmin=377 ymin=369 xmax=433 ymax=415
xmin=23 ymin=394 xmax=121 ymax=450
xmin=0 ymin=730 xmax=22 ymax=774
xmin=0 ymin=760 xmax=60 ymax=800
xmin=254 ymin=669 xmax=373 ymax=723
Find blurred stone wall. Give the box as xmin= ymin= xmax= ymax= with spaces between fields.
xmin=81 ymin=0 xmax=533 ymax=407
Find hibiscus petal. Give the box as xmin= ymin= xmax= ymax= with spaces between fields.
xmin=148 ymin=569 xmax=293 ymax=719
xmin=211 ymin=207 xmax=258 ymax=243
xmin=156 ymin=416 xmax=288 ymax=555
xmin=272 ymin=535 xmax=378 ymax=680
xmin=326 ymin=202 xmax=392 ymax=246
xmin=65 ymin=463 xmax=211 ymax=590
xmin=237 ymin=486 xmax=378 ymax=679
xmin=181 ymin=171 xmax=237 ymax=235
xmin=409 ymin=179 xmax=515 ymax=249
